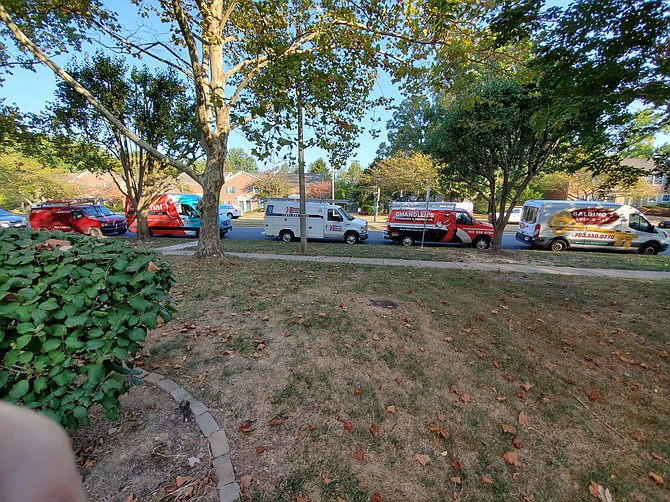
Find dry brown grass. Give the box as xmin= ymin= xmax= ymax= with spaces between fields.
xmin=141 ymin=255 xmax=670 ymax=502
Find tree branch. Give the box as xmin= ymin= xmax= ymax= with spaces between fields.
xmin=0 ymin=1 xmax=191 ymax=174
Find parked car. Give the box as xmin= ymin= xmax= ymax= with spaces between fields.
xmin=218 ymin=204 xmax=243 ymax=219
xmin=29 ymin=199 xmax=127 ymax=237
xmin=0 ymin=208 xmax=28 ymax=229
xmin=488 ymin=206 xmax=523 ymax=224
xmin=658 ymin=220 xmax=670 ymax=229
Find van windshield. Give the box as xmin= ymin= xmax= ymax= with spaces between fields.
xmin=82 ymin=205 xmax=114 ymax=217
xmin=339 ymin=208 xmax=355 ymax=221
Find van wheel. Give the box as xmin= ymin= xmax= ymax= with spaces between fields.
xmin=473 ymin=236 xmax=491 ymax=249
xmin=345 ymin=232 xmax=359 ymax=245
xmin=227 ymin=212 xmax=234 ymax=219
xmin=638 ymin=242 xmax=660 ymax=255
xmin=280 ymin=230 xmax=294 ymax=242
xmin=401 ymin=235 xmax=414 ymax=247
xmin=38 ymin=227 xmax=48 ymax=232
xmin=88 ymin=227 xmax=103 ymax=238
xmin=549 ymin=238 xmax=568 ymax=252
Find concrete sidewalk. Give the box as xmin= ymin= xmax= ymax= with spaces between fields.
xmin=156 ymin=243 xmax=670 ymax=280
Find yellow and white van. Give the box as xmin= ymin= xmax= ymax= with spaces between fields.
xmin=516 ymin=200 xmax=669 ymax=255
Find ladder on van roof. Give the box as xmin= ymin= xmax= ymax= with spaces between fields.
xmin=36 ymin=198 xmax=102 ymax=206
xmin=389 ymin=201 xmax=458 ymax=209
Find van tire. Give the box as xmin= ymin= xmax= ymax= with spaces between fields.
xmin=88 ymin=227 xmax=103 ymax=238
xmin=280 ymin=230 xmax=294 ymax=242
xmin=38 ymin=227 xmax=48 ymax=232
xmin=638 ymin=242 xmax=660 ymax=255
xmin=472 ymin=236 xmax=491 ymax=249
xmin=401 ymin=235 xmax=414 ymax=247
xmin=227 ymin=212 xmax=234 ymax=219
xmin=549 ymin=238 xmax=568 ymax=252
xmin=345 ymin=232 xmax=359 ymax=245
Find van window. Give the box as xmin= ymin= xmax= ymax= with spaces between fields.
xmin=522 ymin=206 xmax=538 ymax=223
xmin=629 ymin=213 xmax=653 ymax=233
xmin=72 ymin=209 xmax=84 ymax=220
xmin=265 ymin=205 xmax=274 ymax=215
xmin=81 ymin=205 xmax=114 ymax=217
xmin=339 ymin=208 xmax=355 ymax=221
xmin=327 ymin=209 xmax=343 ymax=222
xmin=180 ymin=204 xmax=199 ymax=218
xmin=456 ymin=212 xmax=473 ymax=225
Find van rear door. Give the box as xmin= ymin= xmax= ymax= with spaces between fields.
xmin=516 ymin=204 xmax=540 ymax=243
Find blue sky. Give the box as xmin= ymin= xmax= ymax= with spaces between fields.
xmin=0 ymin=4 xmax=402 ymax=171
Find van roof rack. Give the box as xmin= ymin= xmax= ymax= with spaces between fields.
xmin=263 ymin=197 xmax=351 ymax=204
xmin=390 ymin=201 xmax=458 ymax=209
xmin=36 ymin=198 xmax=102 ymax=206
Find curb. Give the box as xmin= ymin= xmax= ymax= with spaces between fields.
xmin=138 ymin=370 xmax=240 ymax=502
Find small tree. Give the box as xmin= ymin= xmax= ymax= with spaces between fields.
xmin=50 ymin=53 xmax=199 ymax=240
xmin=255 ymin=165 xmax=291 ymax=199
xmin=307 ymin=181 xmax=332 ymax=199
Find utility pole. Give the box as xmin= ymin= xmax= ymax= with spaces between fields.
xmin=296 ymin=22 xmax=307 ymax=254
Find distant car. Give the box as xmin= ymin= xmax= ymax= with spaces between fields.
xmin=0 ymin=208 xmax=28 ymax=229
xmin=488 ymin=206 xmax=523 ymax=225
xmin=658 ymin=220 xmax=670 ymax=229
xmin=218 ymin=204 xmax=243 ymax=219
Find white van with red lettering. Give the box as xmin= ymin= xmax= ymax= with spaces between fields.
xmin=263 ymin=199 xmax=368 ymax=244
xmin=516 ymin=200 xmax=670 ymax=255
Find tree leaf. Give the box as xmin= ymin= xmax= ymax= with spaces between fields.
xmin=502 ymin=451 xmax=522 ymax=466
xmin=518 ymin=411 xmax=529 ymax=427
xmin=415 ymin=453 xmax=431 ymax=466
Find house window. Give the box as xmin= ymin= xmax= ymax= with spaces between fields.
xmin=652 ymin=176 xmax=664 ymax=185
xmin=662 ymin=194 xmax=670 ymax=202
xmin=226 ymin=186 xmax=237 ymax=194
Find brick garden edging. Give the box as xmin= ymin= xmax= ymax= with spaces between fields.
xmin=138 ymin=371 xmax=241 ymax=502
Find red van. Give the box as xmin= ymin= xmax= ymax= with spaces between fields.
xmin=29 ymin=199 xmax=127 ymax=237
xmin=384 ymin=202 xmax=494 ymax=248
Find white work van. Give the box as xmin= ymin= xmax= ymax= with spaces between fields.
xmin=516 ymin=200 xmax=670 ymax=255
xmin=263 ymin=199 xmax=368 ymax=244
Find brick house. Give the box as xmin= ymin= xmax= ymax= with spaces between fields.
xmin=176 ymin=171 xmax=264 ymax=212
xmin=65 ymin=171 xmax=127 ymax=205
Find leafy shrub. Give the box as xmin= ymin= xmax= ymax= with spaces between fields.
xmin=0 ymin=229 xmax=175 ymax=428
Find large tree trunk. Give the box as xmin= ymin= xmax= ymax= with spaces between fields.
xmin=491 ymin=221 xmax=505 ymax=252
xmin=134 ymin=198 xmax=152 ymax=242
xmin=197 ymin=141 xmax=226 ymax=257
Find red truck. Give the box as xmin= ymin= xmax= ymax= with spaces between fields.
xmin=29 ymin=199 xmax=127 ymax=237
xmin=383 ymin=202 xmax=494 ymax=248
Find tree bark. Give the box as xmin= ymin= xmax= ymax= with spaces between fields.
xmin=196 ymin=140 xmax=226 ymax=257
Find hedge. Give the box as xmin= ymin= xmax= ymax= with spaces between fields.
xmin=0 ymin=229 xmax=175 ymax=428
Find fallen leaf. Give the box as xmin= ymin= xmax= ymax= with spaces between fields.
xmin=493 ymin=360 xmax=501 ymax=368
xmin=387 ymin=405 xmax=396 ymax=414
xmin=437 ymin=412 xmax=445 ymax=422
xmin=512 ymin=437 xmax=523 ymax=449
xmin=589 ymin=481 xmax=614 ymax=502
xmin=372 ymin=334 xmax=380 ymax=341
xmin=481 ymin=474 xmax=494 ymax=484
xmin=651 ymin=452 xmax=665 ymax=461
xmin=501 ymin=424 xmax=517 ymax=435
xmin=122 ymin=495 xmax=138 ymax=502
xmin=460 ymin=394 xmax=471 ymax=403
xmin=238 ymin=422 xmax=254 ymax=433
xmin=371 ymin=493 xmax=383 ymax=502
xmin=631 ymin=433 xmax=645 ymax=442
xmin=496 ymin=396 xmax=507 ymax=402
xmin=586 ymin=388 xmax=601 ymax=401
xmin=354 ymin=448 xmax=365 ymax=463
xmin=415 ymin=453 xmax=431 ymax=466
xmin=308 ymin=424 xmax=317 ymax=430
xmin=370 ymin=424 xmax=380 ymax=437
xmin=450 ymin=476 xmax=462 ymax=484
xmin=343 ymin=421 xmax=353 ymax=432
xmin=175 ymin=476 xmax=191 ymax=488
xmin=147 ymin=261 xmax=160 ymax=272
xmin=427 ymin=423 xmax=449 ymax=439
xmin=521 ymin=383 xmax=533 ymax=391
xmin=187 ymin=456 xmax=200 ymax=467
xmin=321 ymin=473 xmax=332 ymax=484
xmin=267 ymin=418 xmax=282 ymax=426
xmin=255 ymin=446 xmax=266 ymax=455
xmin=504 ymin=374 xmax=514 ymax=382
xmin=452 ymin=457 xmax=461 ymax=471
xmin=649 ymin=472 xmax=665 ymax=485
xmin=518 ymin=411 xmax=529 ymax=427
xmin=354 ymin=388 xmax=363 ymax=396
xmin=240 ymin=475 xmax=253 ymax=489
xmin=502 ymin=451 xmax=522 ymax=466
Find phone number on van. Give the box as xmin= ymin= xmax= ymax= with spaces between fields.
xmin=573 ymin=232 xmax=615 ymax=239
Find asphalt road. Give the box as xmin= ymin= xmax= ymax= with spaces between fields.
xmin=121 ymin=225 xmax=670 ymax=255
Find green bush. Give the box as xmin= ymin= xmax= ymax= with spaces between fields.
xmin=0 ymin=229 xmax=175 ymax=428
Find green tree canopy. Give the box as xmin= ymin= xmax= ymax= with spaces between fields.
xmin=225 ymin=148 xmax=259 ymax=174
